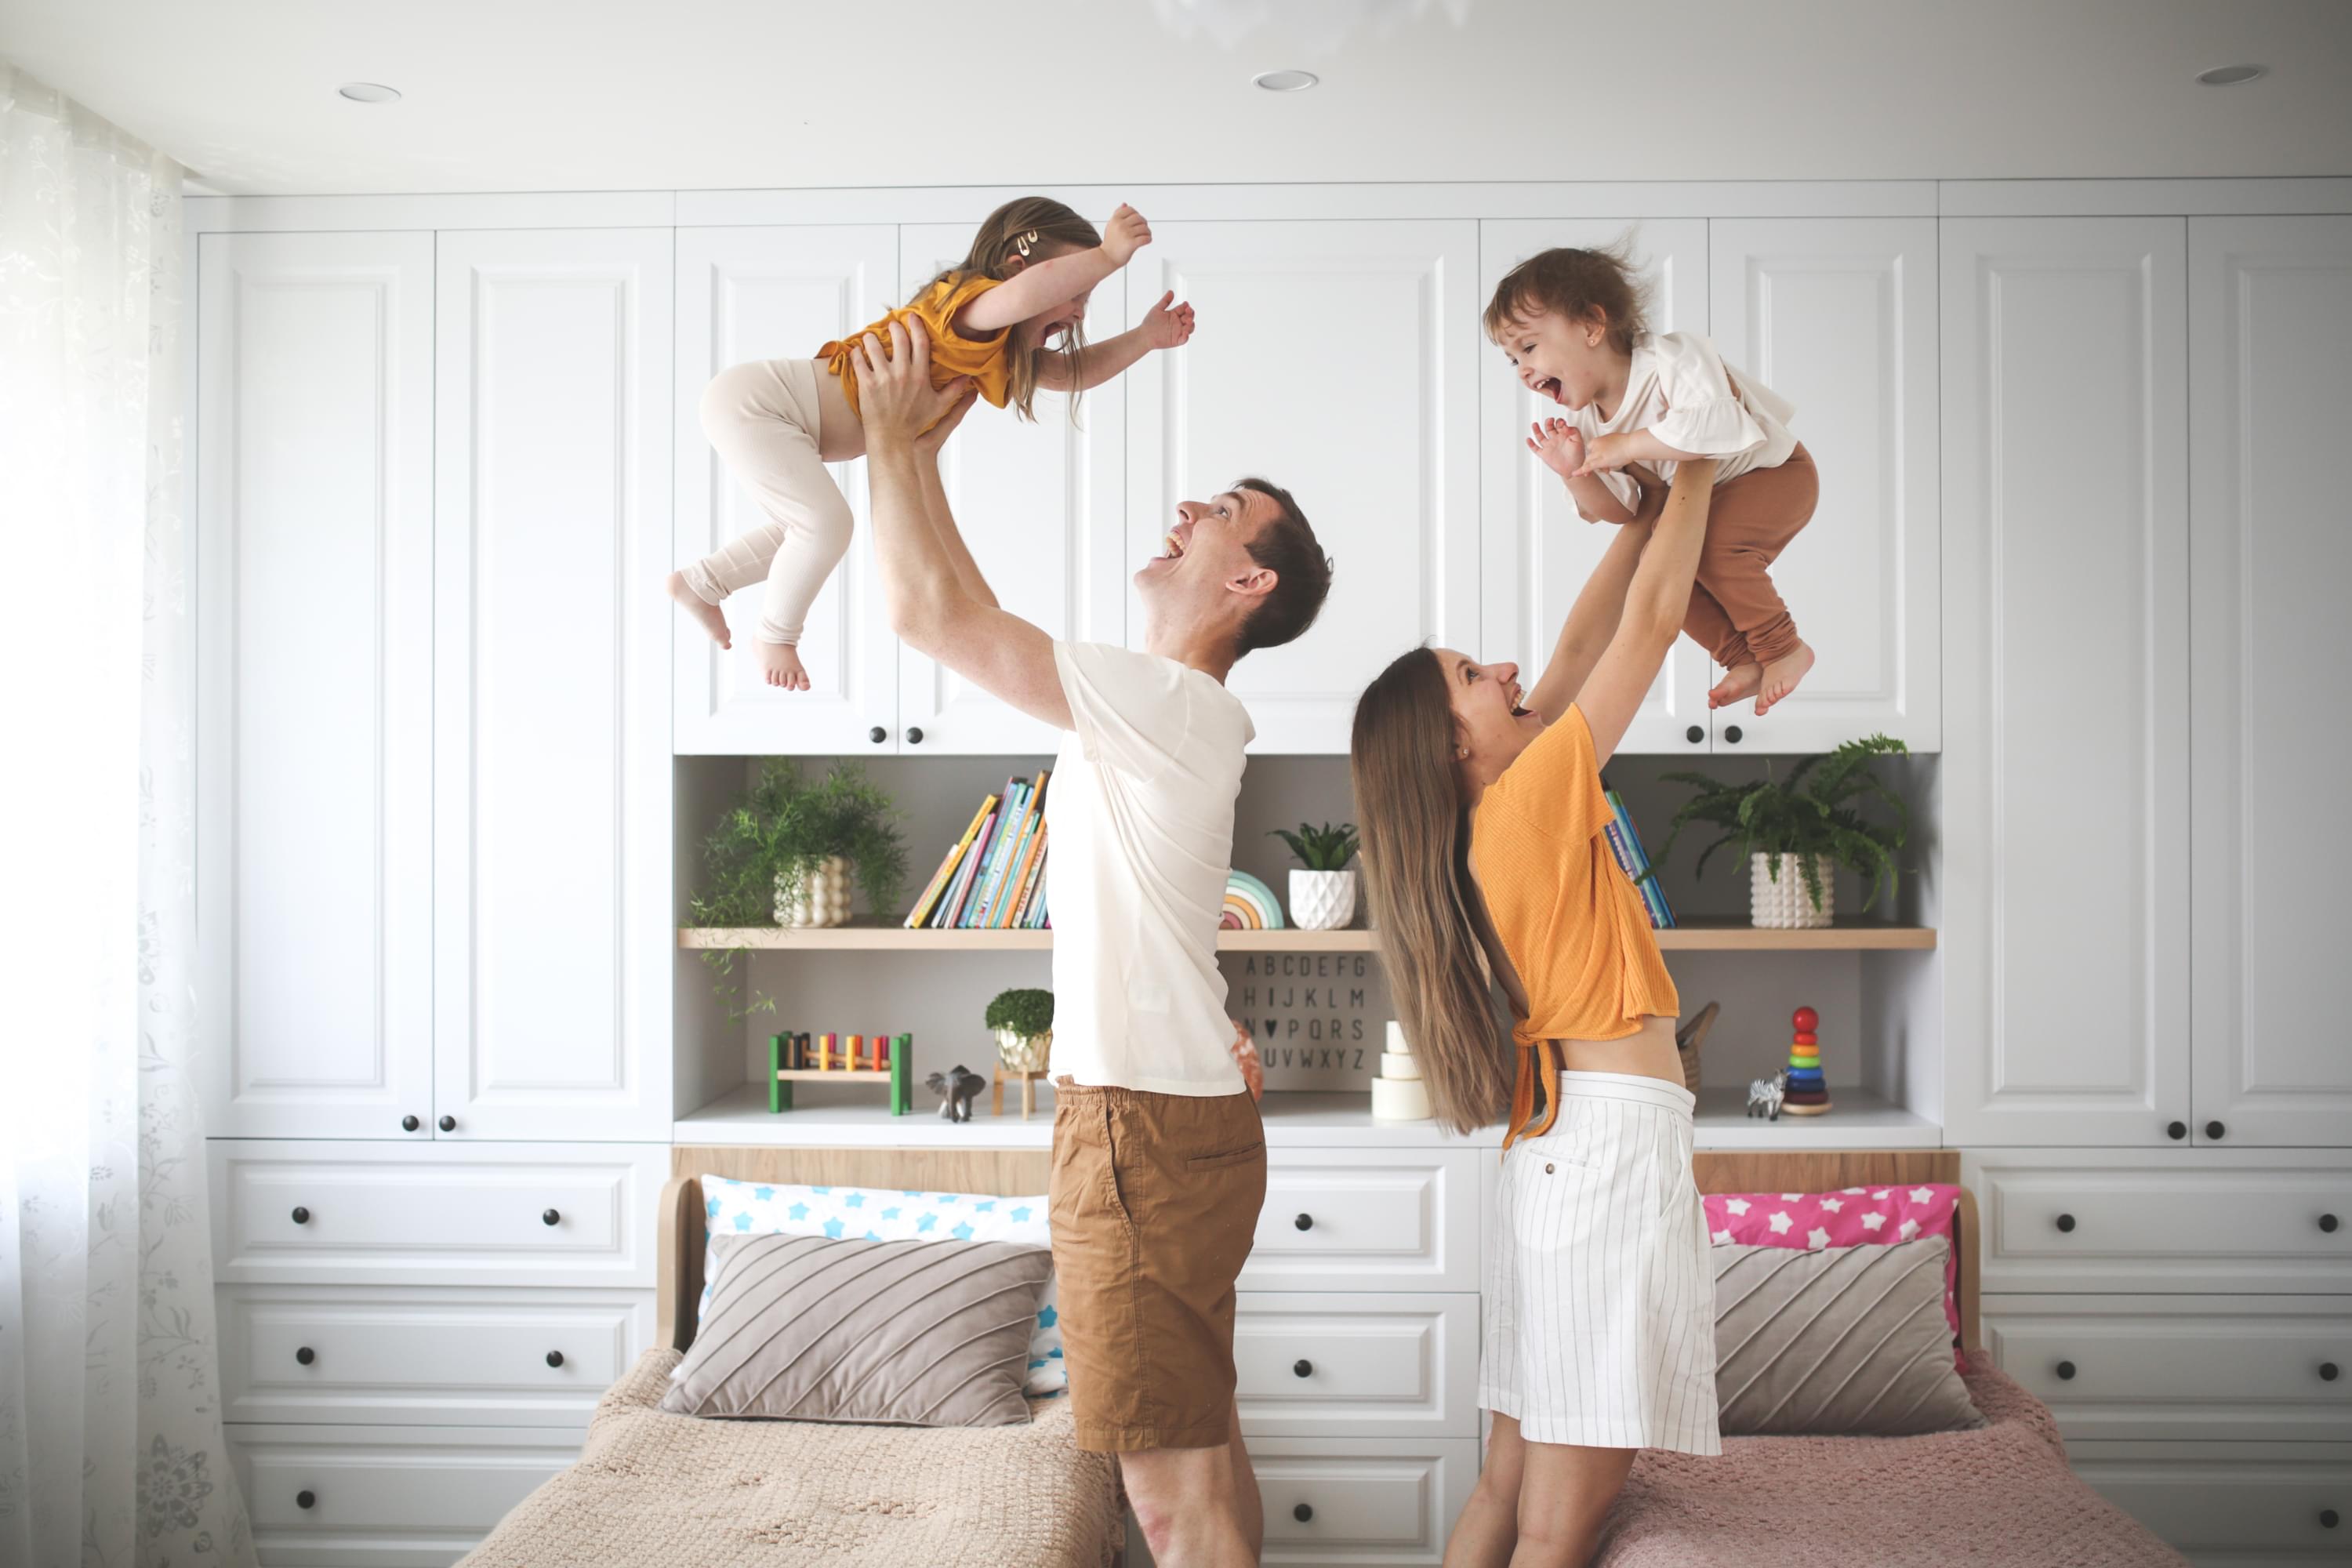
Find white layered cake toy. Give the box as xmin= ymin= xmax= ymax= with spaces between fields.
xmin=1370 ymin=1020 xmax=1432 ymax=1121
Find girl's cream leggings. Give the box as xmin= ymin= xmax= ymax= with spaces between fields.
xmin=680 ymin=357 xmax=851 ymax=647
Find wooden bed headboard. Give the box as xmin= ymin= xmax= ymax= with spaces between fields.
xmin=657 ymin=1145 xmax=1978 ymax=1356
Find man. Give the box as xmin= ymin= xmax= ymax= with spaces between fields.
xmin=851 ymin=318 xmax=1332 ymax=1568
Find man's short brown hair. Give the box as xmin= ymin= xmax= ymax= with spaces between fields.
xmin=1233 ymin=477 xmax=1333 ymax=657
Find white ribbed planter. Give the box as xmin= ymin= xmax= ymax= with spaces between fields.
xmin=1749 ymin=853 xmax=1835 ymax=929
xmin=774 ymin=855 xmax=854 ymax=928
xmin=1288 ymin=869 xmax=1359 ymax=931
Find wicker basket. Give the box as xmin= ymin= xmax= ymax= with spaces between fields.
xmin=1675 ymin=1000 xmax=1719 ymax=1096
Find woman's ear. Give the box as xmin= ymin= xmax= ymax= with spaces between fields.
xmin=1000 ymin=254 xmax=1027 ymax=277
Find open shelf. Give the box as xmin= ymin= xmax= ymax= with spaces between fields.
xmin=679 ymin=919 xmax=1936 ymax=953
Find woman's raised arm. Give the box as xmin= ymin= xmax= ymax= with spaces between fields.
xmin=1525 ymin=465 xmax=1669 ymax=724
xmin=1574 ymin=459 xmax=1718 ymax=766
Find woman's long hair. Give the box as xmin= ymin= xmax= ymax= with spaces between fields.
xmin=1349 ymin=648 xmax=1515 ymax=1135
xmin=930 ymin=195 xmax=1100 ymax=423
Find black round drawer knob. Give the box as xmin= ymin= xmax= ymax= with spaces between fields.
xmin=2322 ymin=1363 xmax=2341 ymax=1382
xmin=295 ymin=1346 xmax=315 ymax=1367
xmin=1293 ymin=1359 xmax=1312 ymax=1379
xmin=1685 ymin=725 xmax=1704 ymax=744
xmin=296 ymin=1490 xmax=315 ymax=1511
xmin=1723 ymin=724 xmax=1744 ymax=744
xmin=1294 ymin=1213 xmax=1313 ymax=1232
xmin=2055 ymin=1360 xmax=2077 ymax=1381
xmin=2056 ymin=1214 xmax=2077 ymax=1233
xmin=401 ymin=1114 xmax=419 ymax=1132
xmin=905 ymin=727 xmax=924 ymax=745
xmin=543 ymin=1208 xmax=561 ymax=1226
xmin=2205 ymin=1120 xmax=2225 ymax=1140
xmin=1293 ymin=1503 xmax=1313 ymax=1524
xmin=2166 ymin=1120 xmax=2187 ymax=1140
xmin=2321 ymin=1508 xmax=2339 ymax=1529
xmin=869 ymin=726 xmax=887 ymax=744
xmin=2322 ymin=1214 xmax=2340 ymax=1233
xmin=289 ymin=1207 xmax=310 ymax=1225
xmin=437 ymin=1115 xmax=456 ymax=1132
xmin=546 ymin=1350 xmax=565 ymax=1368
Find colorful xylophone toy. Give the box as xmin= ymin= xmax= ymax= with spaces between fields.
xmin=766 ymin=1031 xmax=913 ymax=1115
xmin=1779 ymin=1006 xmax=1833 ymax=1116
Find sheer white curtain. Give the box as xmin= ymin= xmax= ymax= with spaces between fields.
xmin=0 ymin=64 xmax=256 ymax=1568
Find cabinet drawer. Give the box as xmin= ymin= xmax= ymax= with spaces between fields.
xmin=2067 ymin=1440 xmax=2352 ymax=1563
xmin=230 ymin=1423 xmax=579 ymax=1567
xmin=1986 ymin=1295 xmax=2351 ymax=1441
xmin=1241 ymin=1149 xmax=1480 ymax=1293
xmin=210 ymin=1141 xmax=666 ymax=1288
xmin=1250 ymin=1437 xmax=1481 ymax=1566
xmin=1963 ymin=1151 xmax=2352 ymax=1293
xmin=1235 ymin=1293 xmax=1479 ymax=1439
xmin=220 ymin=1287 xmax=655 ymax=1426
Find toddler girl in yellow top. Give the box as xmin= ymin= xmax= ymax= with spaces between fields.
xmin=669 ymin=197 xmax=1195 ymax=689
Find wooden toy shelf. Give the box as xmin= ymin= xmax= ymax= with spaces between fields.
xmin=680 ymin=920 xmax=1936 ymax=953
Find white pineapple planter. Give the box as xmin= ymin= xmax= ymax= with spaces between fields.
xmin=1288 ymin=869 xmax=1359 ymax=931
xmin=1750 ymin=853 xmax=1835 ymax=930
xmin=774 ymin=855 xmax=854 ymax=928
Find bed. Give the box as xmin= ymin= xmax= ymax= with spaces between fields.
xmin=457 ymin=1147 xmax=1120 ymax=1568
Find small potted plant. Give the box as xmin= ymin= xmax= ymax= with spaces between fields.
xmin=985 ymin=987 xmax=1054 ymax=1074
xmin=690 ymin=759 xmax=907 ymax=932
xmin=1650 ymin=736 xmax=1909 ymax=929
xmin=1271 ymin=821 xmax=1362 ymax=931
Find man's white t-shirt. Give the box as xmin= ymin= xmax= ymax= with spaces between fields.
xmin=1046 ymin=641 xmax=1253 ymax=1096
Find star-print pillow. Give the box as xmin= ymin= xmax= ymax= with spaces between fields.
xmin=697 ymin=1175 xmax=1065 ymax=1397
xmin=1704 ymin=1184 xmax=1965 ymax=1369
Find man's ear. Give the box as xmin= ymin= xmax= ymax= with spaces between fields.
xmin=1225 ymin=564 xmax=1277 ymax=603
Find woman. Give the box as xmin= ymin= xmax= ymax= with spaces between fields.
xmin=1352 ymin=457 xmax=1722 ymax=1568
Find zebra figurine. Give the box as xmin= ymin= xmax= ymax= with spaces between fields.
xmin=1745 ymin=1068 xmax=1789 ymax=1121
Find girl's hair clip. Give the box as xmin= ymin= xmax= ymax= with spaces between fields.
xmin=1013 ymin=229 xmax=1040 ymax=259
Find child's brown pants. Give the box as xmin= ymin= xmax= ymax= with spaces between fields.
xmin=1682 ymin=442 xmax=1817 ymax=669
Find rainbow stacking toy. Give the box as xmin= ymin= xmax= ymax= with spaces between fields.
xmin=1780 ymin=1005 xmax=1833 ymax=1116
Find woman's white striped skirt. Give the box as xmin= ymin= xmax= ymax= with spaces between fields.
xmin=1483 ymin=1069 xmax=1722 ymax=1454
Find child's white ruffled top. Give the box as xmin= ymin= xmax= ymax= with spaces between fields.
xmin=1572 ymin=330 xmax=1798 ymax=511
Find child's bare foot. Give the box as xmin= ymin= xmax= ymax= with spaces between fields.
xmin=666 ymin=572 xmax=731 ymax=649
xmin=1709 ymin=662 xmax=1762 ymax=709
xmin=1753 ymin=641 xmax=1815 ymax=716
xmin=757 ymin=640 xmax=810 ymax=691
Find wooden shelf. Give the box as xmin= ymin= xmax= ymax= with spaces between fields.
xmin=679 ymin=919 xmax=1935 ymax=953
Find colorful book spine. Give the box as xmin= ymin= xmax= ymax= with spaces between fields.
xmin=990 ymin=774 xmax=1049 ymax=929
xmin=961 ymin=776 xmax=1026 ymax=927
xmin=1606 ymin=789 xmax=1676 ymax=930
xmin=935 ymin=809 xmax=994 ymax=927
xmin=906 ymin=794 xmax=995 ymax=928
xmin=967 ymin=779 xmax=1030 ymax=927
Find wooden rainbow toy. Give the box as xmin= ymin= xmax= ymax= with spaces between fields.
xmin=1221 ymin=870 xmax=1285 ymax=930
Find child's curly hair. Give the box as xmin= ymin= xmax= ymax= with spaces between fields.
xmin=1483 ymin=237 xmax=1650 ymax=357
xmin=930 ymin=195 xmax=1102 ymax=422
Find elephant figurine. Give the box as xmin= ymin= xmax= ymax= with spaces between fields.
xmin=927 ymin=1064 xmax=988 ymax=1123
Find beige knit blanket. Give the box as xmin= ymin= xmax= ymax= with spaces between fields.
xmin=459 ymin=1349 xmax=1121 ymax=1568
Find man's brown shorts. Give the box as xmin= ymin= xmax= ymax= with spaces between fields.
xmin=1047 ymin=1080 xmax=1266 ymax=1453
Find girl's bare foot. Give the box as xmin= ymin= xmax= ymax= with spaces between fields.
xmin=757 ymin=639 xmax=810 ymax=691
xmin=1709 ymin=662 xmax=1762 ymax=709
xmin=667 ymin=572 xmax=732 ymax=648
xmin=1753 ymin=641 xmax=1816 ymax=716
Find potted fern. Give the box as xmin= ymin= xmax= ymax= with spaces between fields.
xmin=1272 ymin=821 xmax=1362 ymax=931
xmin=985 ymin=987 xmax=1054 ymax=1074
xmin=689 ymin=759 xmax=908 ymax=933
xmin=1650 ymin=736 xmax=1909 ymax=929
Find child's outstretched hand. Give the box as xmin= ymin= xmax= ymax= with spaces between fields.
xmin=1572 ymin=430 xmax=1636 ymax=477
xmin=1141 ymin=290 xmax=1196 ymax=350
xmin=1528 ymin=418 xmax=1584 ymax=480
xmin=1102 ymin=204 xmax=1152 ymax=266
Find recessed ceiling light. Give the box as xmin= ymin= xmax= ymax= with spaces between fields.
xmin=337 ymin=82 xmax=401 ymax=103
xmin=2194 ymin=64 xmax=2267 ymax=86
xmin=1252 ymin=68 xmax=1319 ymax=93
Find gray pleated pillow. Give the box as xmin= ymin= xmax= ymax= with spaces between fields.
xmin=1712 ymin=1236 xmax=1987 ymax=1436
xmin=662 ymin=1234 xmax=1054 ymax=1427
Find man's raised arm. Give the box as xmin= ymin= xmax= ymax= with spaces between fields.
xmin=853 ymin=318 xmax=1073 ymax=730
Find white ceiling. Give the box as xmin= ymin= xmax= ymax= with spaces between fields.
xmin=1 ymin=0 xmax=2346 ymax=194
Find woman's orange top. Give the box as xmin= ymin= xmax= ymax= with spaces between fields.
xmin=1470 ymin=706 xmax=1679 ymax=1148
xmin=818 ymin=274 xmax=1017 ymax=419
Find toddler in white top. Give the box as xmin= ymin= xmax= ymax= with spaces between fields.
xmin=1490 ymin=243 xmax=1820 ymax=713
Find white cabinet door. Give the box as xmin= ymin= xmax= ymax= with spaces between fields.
xmin=2190 ymin=216 xmax=2352 ymax=1150
xmin=434 ymin=230 xmax=672 ymax=1142
xmin=231 ymin=1423 xmax=581 ymax=1568
xmin=1940 ymin=218 xmax=2191 ymax=1146
xmin=1479 ymin=220 xmax=1713 ymax=754
xmin=1708 ymin=218 xmax=1940 ymax=753
xmin=673 ymin=226 xmax=901 ymax=754
xmin=1126 ymin=221 xmax=1481 ymax=753
xmin=896 ymin=225 xmax=1123 ymax=753
xmin=196 ymin=232 xmax=437 ymax=1141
